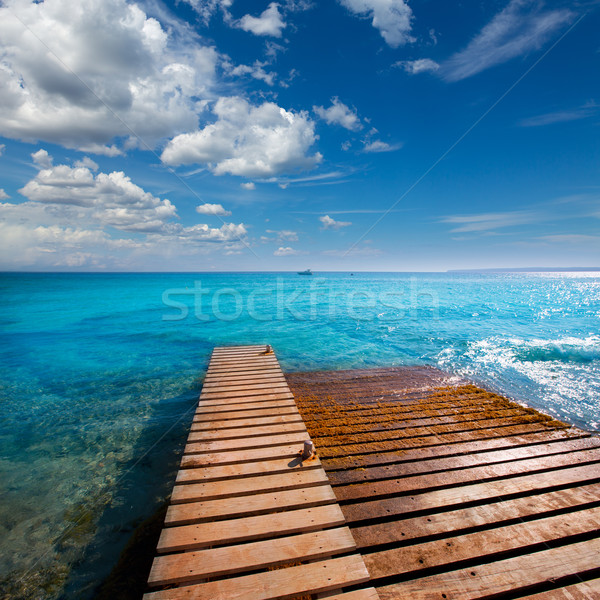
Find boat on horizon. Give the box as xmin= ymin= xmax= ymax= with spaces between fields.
xmin=297 ymin=269 xmax=313 ymax=275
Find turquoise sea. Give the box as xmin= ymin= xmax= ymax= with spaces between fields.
xmin=1 ymin=271 xmax=599 ymax=599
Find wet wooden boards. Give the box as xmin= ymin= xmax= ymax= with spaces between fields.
xmin=287 ymin=367 xmax=600 ymax=600
xmin=144 ymin=345 xmax=378 ymax=600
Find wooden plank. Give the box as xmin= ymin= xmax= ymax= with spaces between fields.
xmin=203 ymin=371 xmax=283 ymax=384
xmin=198 ymin=395 xmax=296 ymax=408
xmin=342 ymin=463 xmax=600 ymax=523
xmin=352 ymin=481 xmax=600 ymax=548
xmin=201 ymin=380 xmax=290 ymax=394
xmin=181 ymin=444 xmax=305 ymax=466
xmin=322 ymin=430 xmax=591 ymax=471
xmin=313 ymin=412 xmax=554 ymax=449
xmin=148 ymin=527 xmax=356 ymax=586
xmin=187 ymin=421 xmax=307 ymax=441
xmin=328 ymin=437 xmax=600 ymax=486
xmin=191 ymin=413 xmax=304 ymax=430
xmin=200 ymin=387 xmax=292 ymax=401
xmin=364 ymin=504 xmax=600 ymax=579
xmin=311 ymin=408 xmax=529 ymax=440
xmin=202 ymin=371 xmax=287 ymax=391
xmin=202 ymin=376 xmax=287 ymax=390
xmin=321 ymin=590 xmax=380 ymax=600
xmin=523 ymin=579 xmax=600 ymax=599
xmin=210 ymin=349 xmax=276 ymax=357
xmin=376 ymin=537 xmax=600 ymax=600
xmin=335 ymin=448 xmax=600 ymax=501
xmin=144 ymin=555 xmax=371 ymax=600
xmin=177 ymin=455 xmax=322 ymax=483
xmin=206 ymin=364 xmax=281 ymax=374
xmin=211 ymin=350 xmax=272 ymax=357
xmin=197 ymin=399 xmax=296 ymax=413
xmin=315 ymin=422 xmax=559 ymax=459
xmin=165 ymin=485 xmax=337 ymax=525
xmin=157 ymin=503 xmax=346 ymax=552
xmin=171 ymin=468 xmax=328 ymax=503
xmin=193 ymin=406 xmax=299 ymax=422
xmin=185 ymin=431 xmax=308 ymax=454
xmin=207 ymin=358 xmax=279 ymax=369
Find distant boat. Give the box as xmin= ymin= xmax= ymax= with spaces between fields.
xmin=297 ymin=269 xmax=313 ymax=275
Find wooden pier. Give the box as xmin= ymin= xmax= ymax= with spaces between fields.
xmin=287 ymin=367 xmax=600 ymax=599
xmin=144 ymin=345 xmax=379 ymax=600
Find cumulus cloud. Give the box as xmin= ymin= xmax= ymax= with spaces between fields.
xmin=274 ymin=246 xmax=300 ymax=256
xmin=441 ymin=0 xmax=574 ymax=82
xmin=20 ymin=163 xmax=177 ymax=233
xmin=181 ymin=0 xmax=232 ymax=24
xmin=196 ymin=202 xmax=232 ymax=216
xmin=319 ymin=214 xmax=351 ymax=230
xmin=313 ymin=97 xmax=362 ymax=131
xmin=267 ymin=229 xmax=299 ymax=242
xmin=363 ymin=140 xmax=401 ymax=153
xmin=339 ymin=0 xmax=414 ymax=47
xmin=395 ymin=58 xmax=439 ymax=75
xmin=229 ymin=61 xmax=277 ymax=86
xmin=0 ymin=189 xmax=9 ymax=200
xmin=0 ymin=144 xmax=5 ymax=155
xmin=32 ymin=149 xmax=53 ymax=168
xmin=241 ymin=182 xmax=256 ymax=190
xmin=0 ymin=159 xmax=249 ymax=270
xmin=15 ymin=152 xmax=246 ymax=238
xmin=161 ymin=96 xmax=322 ymax=177
xmin=237 ymin=3 xmax=286 ymax=37
xmin=74 ymin=156 xmax=99 ymax=170
xmin=0 ymin=0 xmax=218 ymax=152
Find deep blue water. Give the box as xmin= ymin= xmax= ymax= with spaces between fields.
xmin=1 ymin=271 xmax=599 ymax=598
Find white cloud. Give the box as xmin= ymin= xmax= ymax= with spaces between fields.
xmin=229 ymin=61 xmax=277 ymax=86
xmin=74 ymin=156 xmax=99 ymax=171
xmin=274 ymin=246 xmax=300 ymax=256
xmin=0 ymin=189 xmax=9 ymax=200
xmin=16 ymin=153 xmax=246 ymax=238
xmin=20 ymin=162 xmax=178 ymax=233
xmin=0 ymin=0 xmax=218 ymax=152
xmin=518 ymin=103 xmax=598 ymax=127
xmin=269 ymin=171 xmax=348 ymax=187
xmin=161 ymin=96 xmax=322 ymax=177
xmin=181 ymin=0 xmax=232 ymax=24
xmin=441 ymin=0 xmax=574 ymax=82
xmin=441 ymin=210 xmax=539 ymax=233
xmin=319 ymin=214 xmax=351 ymax=230
xmin=0 ymin=144 xmax=5 ymax=155
xmin=339 ymin=0 xmax=414 ymax=47
xmin=313 ymin=97 xmax=362 ymax=131
xmin=363 ymin=140 xmax=401 ymax=153
xmin=196 ymin=202 xmax=232 ymax=216
xmin=32 ymin=149 xmax=53 ymax=168
xmin=76 ymin=144 xmax=124 ymax=157
xmin=241 ymin=182 xmax=256 ymax=190
xmin=0 ymin=180 xmax=249 ymax=270
xmin=267 ymin=229 xmax=298 ymax=242
xmin=237 ymin=3 xmax=286 ymax=37
xmin=395 ymin=58 xmax=439 ymax=75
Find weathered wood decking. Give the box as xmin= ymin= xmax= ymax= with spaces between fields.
xmin=144 ymin=345 xmax=379 ymax=600
xmin=286 ymin=368 xmax=600 ymax=600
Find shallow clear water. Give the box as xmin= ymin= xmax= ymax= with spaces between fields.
xmin=0 ymin=271 xmax=599 ymax=598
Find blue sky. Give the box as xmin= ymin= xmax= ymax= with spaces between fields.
xmin=0 ymin=0 xmax=598 ymax=271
